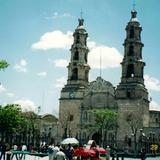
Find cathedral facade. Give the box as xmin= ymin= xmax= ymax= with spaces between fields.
xmin=58 ymin=9 xmax=160 ymax=147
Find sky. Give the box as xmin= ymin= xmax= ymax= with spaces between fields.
xmin=0 ymin=0 xmax=160 ymax=117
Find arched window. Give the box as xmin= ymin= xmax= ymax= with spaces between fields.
xmin=126 ymin=64 xmax=134 ymax=78
xmin=85 ymin=53 xmax=87 ymax=62
xmin=128 ymin=45 xmax=134 ymax=56
xmin=71 ymin=68 xmax=78 ymax=80
xmin=129 ymin=27 xmax=134 ymax=38
xmin=127 ymin=91 xmax=131 ymax=98
xmin=74 ymin=49 xmax=79 ymax=60
xmin=85 ymin=71 xmax=88 ymax=81
xmin=76 ymin=35 xmax=80 ymax=43
xmin=83 ymin=111 xmax=87 ymax=122
xmin=83 ymin=132 xmax=86 ymax=140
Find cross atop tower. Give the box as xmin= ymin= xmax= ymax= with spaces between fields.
xmin=80 ymin=9 xmax=83 ymax=19
xmin=78 ymin=9 xmax=84 ymax=26
xmin=132 ymin=0 xmax=136 ymax=10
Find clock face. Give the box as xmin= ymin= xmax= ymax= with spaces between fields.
xmin=69 ymin=91 xmax=75 ymax=98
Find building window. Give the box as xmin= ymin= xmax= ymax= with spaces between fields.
xmin=85 ymin=71 xmax=88 ymax=81
xmin=83 ymin=132 xmax=86 ymax=140
xmin=74 ymin=49 xmax=79 ymax=60
xmin=85 ymin=53 xmax=87 ymax=62
xmin=83 ymin=111 xmax=88 ymax=122
xmin=76 ymin=35 xmax=80 ymax=43
xmin=126 ymin=64 xmax=134 ymax=78
xmin=71 ymin=68 xmax=78 ymax=80
xmin=128 ymin=45 xmax=134 ymax=56
xmin=127 ymin=91 xmax=131 ymax=98
xmin=129 ymin=27 xmax=134 ymax=38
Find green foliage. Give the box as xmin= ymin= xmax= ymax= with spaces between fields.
xmin=0 ymin=104 xmax=23 ymax=134
xmin=125 ymin=111 xmax=141 ymax=134
xmin=91 ymin=109 xmax=118 ymax=130
xmin=0 ymin=60 xmax=9 ymax=70
xmin=0 ymin=104 xmax=41 ymax=144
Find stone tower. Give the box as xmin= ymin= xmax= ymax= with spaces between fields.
xmin=59 ymin=18 xmax=90 ymax=139
xmin=116 ymin=10 xmax=150 ymax=140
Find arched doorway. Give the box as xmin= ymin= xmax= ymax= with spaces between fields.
xmin=92 ymin=132 xmax=101 ymax=146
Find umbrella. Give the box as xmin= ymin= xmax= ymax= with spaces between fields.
xmin=96 ymin=147 xmax=107 ymax=154
xmin=74 ymin=147 xmax=107 ymax=158
xmin=74 ymin=148 xmax=97 ymax=158
xmin=61 ymin=138 xmax=79 ymax=145
xmin=73 ymin=147 xmax=84 ymax=157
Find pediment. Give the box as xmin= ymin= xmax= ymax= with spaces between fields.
xmin=84 ymin=77 xmax=115 ymax=96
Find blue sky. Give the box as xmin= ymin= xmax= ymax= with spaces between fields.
xmin=0 ymin=0 xmax=160 ymax=117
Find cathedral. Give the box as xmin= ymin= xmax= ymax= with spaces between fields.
xmin=58 ymin=9 xmax=160 ymax=147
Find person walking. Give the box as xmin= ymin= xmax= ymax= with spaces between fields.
xmin=0 ymin=141 xmax=7 ymax=160
xmin=56 ymin=148 xmax=66 ymax=160
xmin=19 ymin=143 xmax=27 ymax=160
xmin=53 ymin=144 xmax=60 ymax=160
xmin=48 ymin=143 xmax=55 ymax=160
xmin=11 ymin=144 xmax=18 ymax=160
xmin=65 ymin=144 xmax=74 ymax=160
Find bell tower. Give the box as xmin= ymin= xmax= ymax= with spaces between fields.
xmin=59 ymin=18 xmax=90 ymax=139
xmin=67 ymin=18 xmax=90 ymax=87
xmin=116 ymin=10 xmax=150 ymax=140
xmin=116 ymin=10 xmax=148 ymax=100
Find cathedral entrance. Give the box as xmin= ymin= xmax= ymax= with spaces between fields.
xmin=92 ymin=132 xmax=101 ymax=146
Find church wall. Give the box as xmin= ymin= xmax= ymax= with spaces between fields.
xmin=117 ymin=99 xmax=149 ymax=141
xmin=59 ymin=99 xmax=82 ymax=138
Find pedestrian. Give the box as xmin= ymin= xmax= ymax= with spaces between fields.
xmin=140 ymin=148 xmax=146 ymax=160
xmin=0 ymin=141 xmax=7 ymax=160
xmin=19 ymin=143 xmax=27 ymax=160
xmin=65 ymin=144 xmax=74 ymax=160
xmin=53 ymin=144 xmax=60 ymax=160
xmin=48 ymin=142 xmax=55 ymax=160
xmin=11 ymin=144 xmax=18 ymax=160
xmin=55 ymin=148 xmax=66 ymax=160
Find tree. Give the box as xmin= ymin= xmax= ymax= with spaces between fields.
xmin=21 ymin=111 xmax=40 ymax=146
xmin=90 ymin=109 xmax=118 ymax=147
xmin=0 ymin=104 xmax=24 ymax=142
xmin=125 ymin=111 xmax=143 ymax=156
xmin=0 ymin=60 xmax=9 ymax=70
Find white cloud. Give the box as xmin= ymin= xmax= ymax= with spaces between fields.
xmin=54 ymin=59 xmax=68 ymax=68
xmin=14 ymin=99 xmax=37 ymax=112
xmin=7 ymin=92 xmax=14 ymax=97
xmin=20 ymin=59 xmax=27 ymax=66
xmin=150 ymin=101 xmax=160 ymax=111
xmin=0 ymin=84 xmax=6 ymax=93
xmin=37 ymin=72 xmax=47 ymax=77
xmin=32 ymin=29 xmax=122 ymax=69
xmin=14 ymin=59 xmax=28 ymax=72
xmin=32 ymin=30 xmax=73 ymax=50
xmin=144 ymin=75 xmax=160 ymax=92
xmin=45 ymin=12 xmax=73 ymax=20
xmin=88 ymin=41 xmax=96 ymax=49
xmin=88 ymin=45 xmax=123 ymax=69
xmin=55 ymin=77 xmax=67 ymax=88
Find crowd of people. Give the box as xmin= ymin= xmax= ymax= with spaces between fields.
xmin=47 ymin=143 xmax=74 ymax=160
xmin=0 ymin=141 xmax=77 ymax=160
xmin=0 ymin=141 xmax=28 ymax=160
xmin=0 ymin=140 xmax=103 ymax=160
